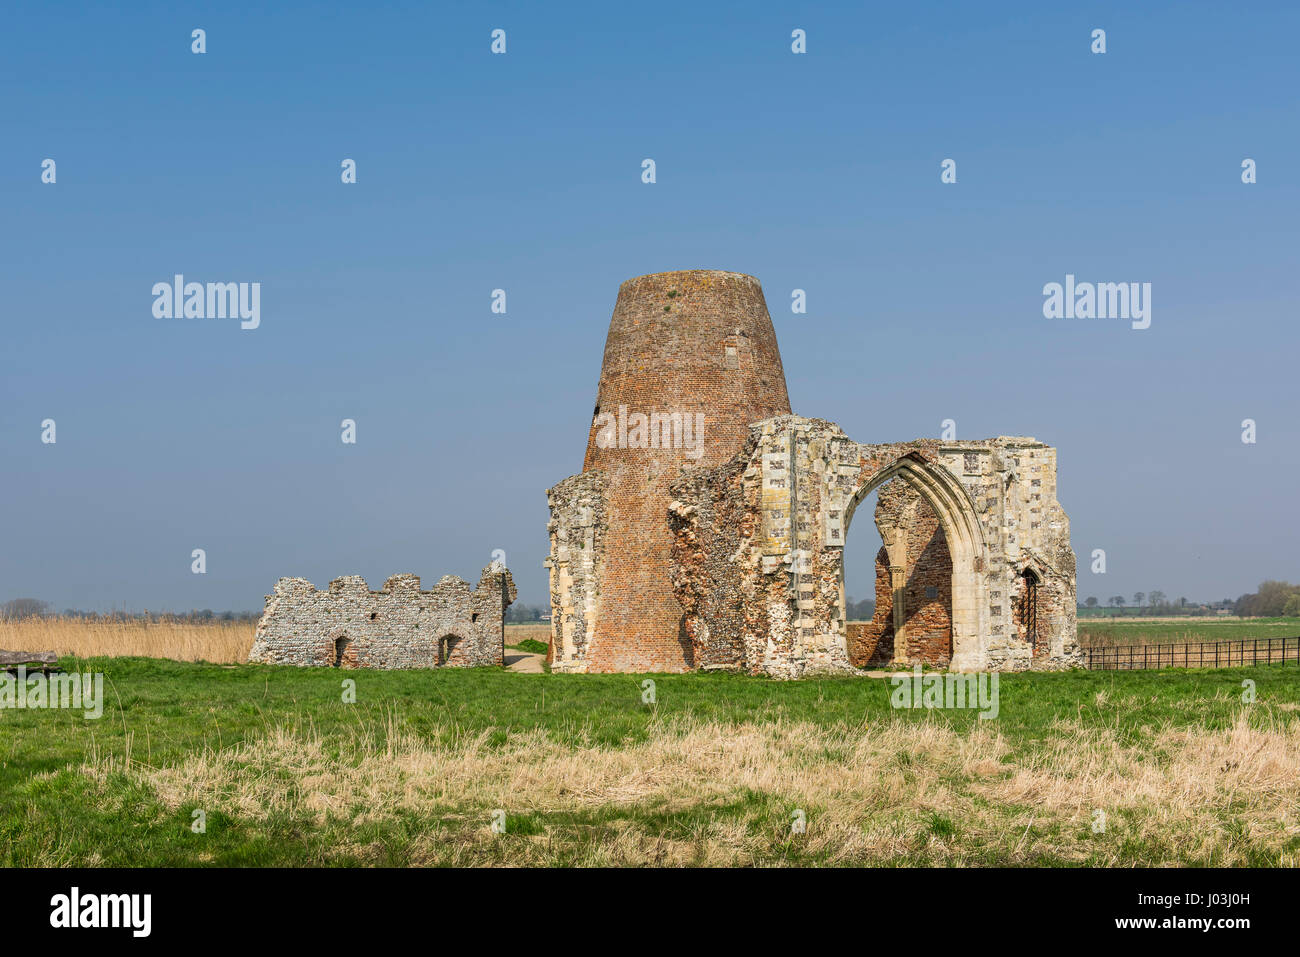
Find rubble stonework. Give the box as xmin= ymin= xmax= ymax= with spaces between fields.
xmin=547 ymin=269 xmax=1081 ymax=677
xmin=248 ymin=562 xmax=515 ymax=669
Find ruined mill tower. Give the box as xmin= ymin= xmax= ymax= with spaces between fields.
xmin=547 ymin=270 xmax=791 ymax=672
xmin=549 ymin=267 xmax=1080 ymax=677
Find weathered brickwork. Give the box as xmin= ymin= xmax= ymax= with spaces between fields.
xmin=547 ymin=269 xmax=1080 ymax=677
xmin=248 ymin=562 xmax=515 ymax=669
xmin=547 ymin=270 xmax=790 ymax=673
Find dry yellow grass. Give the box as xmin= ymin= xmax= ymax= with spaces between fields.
xmin=2 ymin=618 xmax=546 ymax=664
xmin=92 ymin=708 xmax=1300 ymax=866
xmin=505 ymin=623 xmax=550 ymax=646
xmin=0 ymin=617 xmax=255 ymax=663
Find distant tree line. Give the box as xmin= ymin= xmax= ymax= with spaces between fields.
xmin=3 ymin=595 xmax=556 ymax=625
xmin=1232 ymin=581 xmax=1300 ymax=618
xmin=0 ymin=598 xmax=260 ymax=623
xmin=1079 ymin=581 xmax=1300 ymax=618
xmin=845 ymin=597 xmax=876 ymax=621
xmin=505 ymin=603 xmax=550 ymax=624
xmin=1078 ymin=594 xmax=1225 ymax=617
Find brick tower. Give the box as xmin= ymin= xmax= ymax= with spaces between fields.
xmin=547 ymin=270 xmax=791 ymax=672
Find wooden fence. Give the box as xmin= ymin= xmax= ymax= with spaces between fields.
xmin=1084 ymin=636 xmax=1300 ymax=671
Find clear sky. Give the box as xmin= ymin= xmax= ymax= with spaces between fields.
xmin=3 ymin=1 xmax=1297 ymax=613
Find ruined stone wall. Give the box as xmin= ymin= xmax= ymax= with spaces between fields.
xmin=548 ymin=270 xmax=791 ymax=673
xmin=668 ymin=450 xmax=757 ymax=670
xmin=248 ymin=561 xmax=515 ymax=669
xmin=668 ymin=416 xmax=1080 ymax=677
xmin=545 ymin=472 xmax=606 ymax=672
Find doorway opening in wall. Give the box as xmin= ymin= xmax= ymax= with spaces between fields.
xmin=843 ymin=484 xmax=880 ymax=625
xmin=333 ymin=636 xmax=352 ymax=667
xmin=1017 ymin=568 xmax=1040 ymax=652
xmin=438 ymin=635 xmax=460 ymax=666
xmin=842 ymin=477 xmax=954 ymax=668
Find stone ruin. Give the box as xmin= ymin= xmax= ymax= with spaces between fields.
xmin=249 ymin=268 xmax=1079 ymax=678
xmin=547 ymin=269 xmax=1082 ymax=677
xmin=248 ymin=561 xmax=515 ymax=669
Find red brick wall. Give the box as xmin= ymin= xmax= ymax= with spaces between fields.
xmin=846 ymin=547 xmax=895 ymax=664
xmin=580 ymin=271 xmax=791 ymax=672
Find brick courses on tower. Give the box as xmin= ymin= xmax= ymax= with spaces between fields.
xmin=549 ymin=270 xmax=791 ymax=672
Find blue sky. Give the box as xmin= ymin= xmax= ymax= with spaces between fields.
xmin=2 ymin=1 xmax=1297 ymax=612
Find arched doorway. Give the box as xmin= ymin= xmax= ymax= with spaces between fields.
xmin=837 ymin=452 xmax=986 ymax=671
xmin=844 ymin=479 xmax=953 ymax=666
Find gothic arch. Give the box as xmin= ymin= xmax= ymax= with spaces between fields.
xmin=840 ymin=452 xmax=987 ymax=671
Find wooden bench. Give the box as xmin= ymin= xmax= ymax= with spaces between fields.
xmin=0 ymin=650 xmax=60 ymax=675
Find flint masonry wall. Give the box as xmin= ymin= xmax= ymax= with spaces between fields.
xmin=546 ymin=270 xmax=791 ymax=673
xmin=248 ymin=561 xmax=516 ymax=669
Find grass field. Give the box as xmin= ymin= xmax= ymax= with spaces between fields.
xmin=3 ymin=616 xmax=1298 ymax=867
xmin=10 ymin=616 xmax=1297 ymax=664
xmin=504 ymin=623 xmax=550 ymax=655
xmin=2 ymin=652 xmax=1299 ymax=866
xmin=1077 ymin=617 xmax=1300 ymax=647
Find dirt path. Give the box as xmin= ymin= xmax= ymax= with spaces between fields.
xmin=504 ymin=647 xmax=545 ymax=674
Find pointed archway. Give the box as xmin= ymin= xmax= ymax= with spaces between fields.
xmin=839 ymin=452 xmax=987 ymax=671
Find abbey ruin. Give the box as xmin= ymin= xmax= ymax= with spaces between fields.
xmin=249 ymin=562 xmax=515 ymax=669
xmin=248 ymin=269 xmax=1077 ymax=677
xmin=547 ymin=270 xmax=1081 ymax=677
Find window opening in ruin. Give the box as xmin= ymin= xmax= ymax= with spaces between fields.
xmin=471 ymin=613 xmax=479 ymax=623
xmin=333 ymin=636 xmax=350 ymax=667
xmin=438 ymin=635 xmax=460 ymax=666
xmin=1019 ymin=568 xmax=1040 ymax=648
xmin=370 ymin=612 xmax=378 ymax=620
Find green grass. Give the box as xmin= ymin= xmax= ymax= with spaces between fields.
xmin=1078 ymin=616 xmax=1300 ymax=646
xmin=508 ymin=638 xmax=549 ymax=655
xmin=2 ymin=657 xmax=1298 ymax=866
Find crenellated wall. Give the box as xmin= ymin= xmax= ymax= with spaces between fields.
xmin=248 ymin=561 xmax=515 ymax=669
